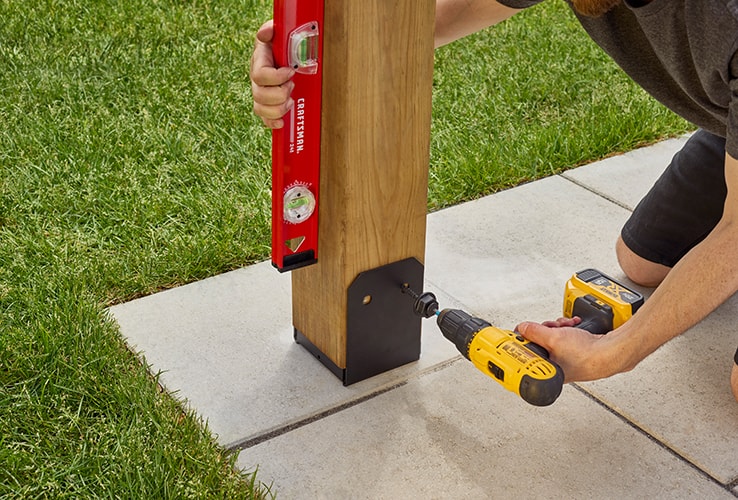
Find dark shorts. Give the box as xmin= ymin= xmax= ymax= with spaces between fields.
xmin=621 ymin=129 xmax=727 ymax=268
xmin=620 ymin=129 xmax=738 ymax=365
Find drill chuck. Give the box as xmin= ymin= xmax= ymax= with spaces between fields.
xmin=437 ymin=308 xmax=490 ymax=360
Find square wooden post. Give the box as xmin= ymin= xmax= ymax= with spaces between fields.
xmin=292 ymin=0 xmax=435 ymax=384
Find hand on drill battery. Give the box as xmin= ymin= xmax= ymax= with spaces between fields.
xmin=250 ymin=20 xmax=295 ymax=129
xmin=516 ymin=319 xmax=621 ymax=384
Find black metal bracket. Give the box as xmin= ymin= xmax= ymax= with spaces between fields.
xmin=294 ymin=257 xmax=424 ymax=385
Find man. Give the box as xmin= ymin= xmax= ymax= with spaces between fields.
xmin=250 ymin=0 xmax=738 ymax=402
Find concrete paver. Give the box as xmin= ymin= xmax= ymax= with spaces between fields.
xmin=577 ymin=293 xmax=738 ymax=484
xmin=561 ymin=134 xmax=738 ymax=485
xmin=240 ymin=361 xmax=731 ymax=499
xmin=111 ymin=263 xmax=462 ymax=448
xmin=110 ymin=136 xmax=738 ymax=497
xmin=424 ymin=174 xmax=632 ymax=328
xmin=561 ymin=135 xmax=689 ymax=210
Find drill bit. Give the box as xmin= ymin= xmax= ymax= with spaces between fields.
xmin=401 ymin=284 xmax=440 ymax=318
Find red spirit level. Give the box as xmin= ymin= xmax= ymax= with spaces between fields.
xmin=271 ymin=0 xmax=324 ymax=272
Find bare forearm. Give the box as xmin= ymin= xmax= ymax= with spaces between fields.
xmin=608 ymin=154 xmax=738 ymax=374
xmin=520 ymin=209 xmax=738 ymax=383
xmin=435 ymin=0 xmax=520 ymax=47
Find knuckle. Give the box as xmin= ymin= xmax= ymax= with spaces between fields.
xmin=261 ymin=116 xmax=283 ymax=129
xmin=250 ymin=82 xmax=262 ymax=99
xmin=253 ymin=102 xmax=272 ymax=119
xmin=250 ymin=70 xmax=269 ymax=87
xmin=253 ymin=102 xmax=287 ymax=121
xmin=279 ymin=85 xmax=293 ymax=103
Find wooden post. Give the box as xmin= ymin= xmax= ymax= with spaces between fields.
xmin=292 ymin=0 xmax=435 ymax=384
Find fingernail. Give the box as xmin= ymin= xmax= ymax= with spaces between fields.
xmin=285 ymin=97 xmax=295 ymax=110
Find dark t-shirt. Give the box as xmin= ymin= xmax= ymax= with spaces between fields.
xmin=497 ymin=0 xmax=738 ymax=157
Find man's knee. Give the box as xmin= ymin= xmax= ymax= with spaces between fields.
xmin=731 ymin=363 xmax=738 ymax=403
xmin=615 ymin=236 xmax=670 ymax=287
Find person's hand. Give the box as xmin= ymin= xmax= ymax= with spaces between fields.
xmin=516 ymin=318 xmax=622 ymax=383
xmin=250 ymin=20 xmax=296 ymax=129
xmin=540 ymin=316 xmax=581 ymax=329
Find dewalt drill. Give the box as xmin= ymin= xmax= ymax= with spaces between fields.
xmin=403 ymin=269 xmax=643 ymax=407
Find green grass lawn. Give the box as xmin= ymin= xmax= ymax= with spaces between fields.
xmin=431 ymin=3 xmax=693 ymax=208
xmin=0 ymin=0 xmax=692 ymax=498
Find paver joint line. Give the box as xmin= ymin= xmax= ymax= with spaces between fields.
xmin=728 ymin=476 xmax=738 ymax=491
xmin=559 ymin=172 xmax=634 ymax=212
xmin=227 ymin=357 xmax=465 ymax=452
xmin=571 ymin=384 xmax=735 ymax=493
xmin=226 ymin=381 xmax=408 ymax=452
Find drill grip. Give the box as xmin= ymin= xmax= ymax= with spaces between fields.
xmin=571 ymin=294 xmax=612 ymax=334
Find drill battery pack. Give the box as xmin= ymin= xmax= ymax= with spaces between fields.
xmin=563 ymin=268 xmax=644 ymax=334
xmin=271 ymin=0 xmax=324 ymax=272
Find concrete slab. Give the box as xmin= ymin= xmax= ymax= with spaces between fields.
xmin=425 ymin=175 xmax=636 ymax=328
xmin=109 ymin=263 xmax=462 ymax=448
xmin=553 ymin=135 xmax=738 ymax=485
xmin=561 ymin=135 xmax=690 ymax=210
xmin=110 ymin=136 xmax=738 ymax=497
xmin=425 ymin=155 xmax=738 ymax=486
xmin=239 ymin=360 xmax=732 ymax=499
xmin=576 ymin=291 xmax=738 ymax=484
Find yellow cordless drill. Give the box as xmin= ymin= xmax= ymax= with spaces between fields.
xmin=403 ymin=269 xmax=643 ymax=407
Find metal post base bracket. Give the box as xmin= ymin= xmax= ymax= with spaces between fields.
xmin=295 ymin=257 xmax=424 ymax=385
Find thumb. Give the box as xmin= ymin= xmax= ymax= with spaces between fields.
xmin=516 ymin=321 xmax=552 ymax=348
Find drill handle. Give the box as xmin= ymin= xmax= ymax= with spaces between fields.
xmin=575 ymin=315 xmax=610 ymax=335
xmin=524 ymin=341 xmax=550 ymax=359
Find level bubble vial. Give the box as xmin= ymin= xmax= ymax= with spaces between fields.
xmin=284 ymin=185 xmax=316 ymax=224
xmin=288 ymin=22 xmax=320 ymax=74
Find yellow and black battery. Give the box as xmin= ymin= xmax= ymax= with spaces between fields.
xmin=563 ymin=268 xmax=644 ymax=334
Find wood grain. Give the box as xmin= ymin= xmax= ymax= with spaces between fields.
xmin=292 ymin=0 xmax=435 ymax=368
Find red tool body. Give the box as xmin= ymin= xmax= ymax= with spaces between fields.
xmin=271 ymin=0 xmax=324 ymax=272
